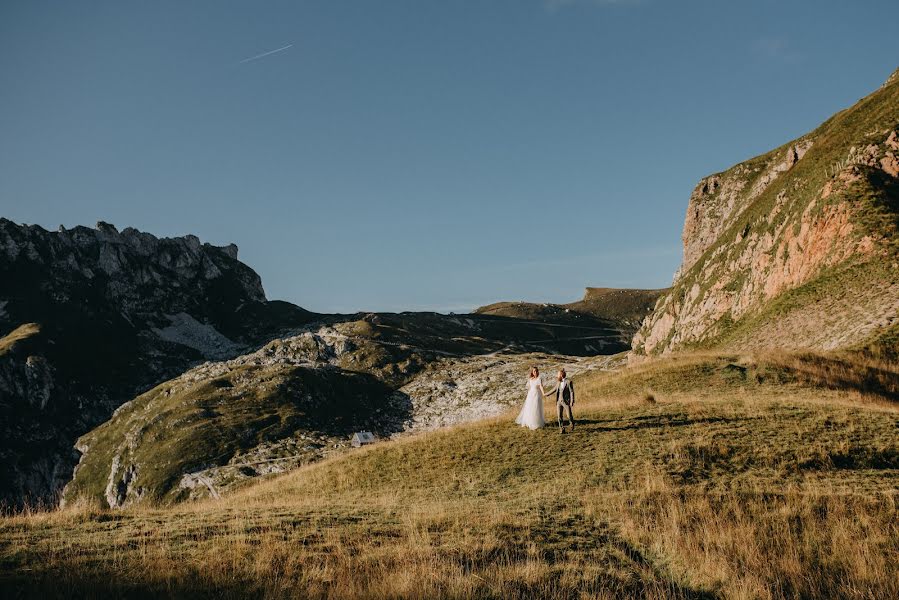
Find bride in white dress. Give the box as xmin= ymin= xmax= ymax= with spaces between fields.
xmin=516 ymin=366 xmax=547 ymax=430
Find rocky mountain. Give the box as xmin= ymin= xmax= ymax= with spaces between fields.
xmin=0 ymin=219 xmax=314 ymax=506
xmin=0 ymin=218 xmax=644 ymax=508
xmin=632 ymin=68 xmax=899 ymax=359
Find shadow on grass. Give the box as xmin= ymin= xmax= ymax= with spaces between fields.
xmin=0 ymin=575 xmax=255 ymax=600
xmin=571 ymin=414 xmax=742 ymax=433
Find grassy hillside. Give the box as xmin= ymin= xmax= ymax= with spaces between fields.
xmin=61 ymin=306 xmax=630 ymax=508
xmin=568 ymin=288 xmax=666 ymax=333
xmin=3 ymin=353 xmax=897 ymax=599
xmin=322 ymin=310 xmax=631 ymax=359
xmin=62 ymin=364 xmax=404 ymax=507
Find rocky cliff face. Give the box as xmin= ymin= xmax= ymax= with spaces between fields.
xmin=0 ymin=220 xmax=313 ymax=506
xmin=632 ymin=69 xmax=899 ymax=359
xmin=678 ymin=140 xmax=814 ymax=277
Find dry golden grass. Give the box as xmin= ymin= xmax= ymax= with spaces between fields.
xmin=599 ymin=483 xmax=898 ymax=600
xmin=0 ymin=322 xmax=39 ymax=356
xmin=1 ymin=353 xmax=897 ymax=598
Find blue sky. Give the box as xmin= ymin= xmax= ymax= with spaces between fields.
xmin=1 ymin=1 xmax=897 ymax=312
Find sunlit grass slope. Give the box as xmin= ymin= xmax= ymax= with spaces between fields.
xmin=1 ymin=353 xmax=897 ymax=599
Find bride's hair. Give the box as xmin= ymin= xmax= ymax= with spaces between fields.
xmin=530 ymin=366 xmax=539 ymax=379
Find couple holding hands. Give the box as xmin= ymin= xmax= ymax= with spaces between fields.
xmin=515 ymin=366 xmax=575 ymax=433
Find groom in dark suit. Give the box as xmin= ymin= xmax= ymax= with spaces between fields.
xmin=545 ymin=368 xmax=575 ymax=433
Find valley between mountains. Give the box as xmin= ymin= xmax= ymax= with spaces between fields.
xmin=0 ymin=68 xmax=898 ymax=599
xmin=0 ymin=218 xmax=660 ymax=507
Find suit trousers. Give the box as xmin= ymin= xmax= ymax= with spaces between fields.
xmin=557 ymin=400 xmax=574 ymax=427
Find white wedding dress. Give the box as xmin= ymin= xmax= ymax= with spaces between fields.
xmin=515 ymin=377 xmax=545 ymax=430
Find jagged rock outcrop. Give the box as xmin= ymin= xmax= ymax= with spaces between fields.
xmin=0 ymin=220 xmax=314 ymax=506
xmin=632 ymin=69 xmax=899 ymax=359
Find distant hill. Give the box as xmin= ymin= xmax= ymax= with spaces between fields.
xmin=632 ymin=67 xmax=899 ymax=359
xmin=567 ymin=287 xmax=667 ymax=334
xmin=476 ymin=287 xmax=666 ymax=343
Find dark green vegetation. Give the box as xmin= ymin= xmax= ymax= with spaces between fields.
xmin=1 ymin=353 xmax=897 ymax=598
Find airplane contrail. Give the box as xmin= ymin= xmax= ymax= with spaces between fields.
xmin=238 ymin=43 xmax=294 ymax=65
